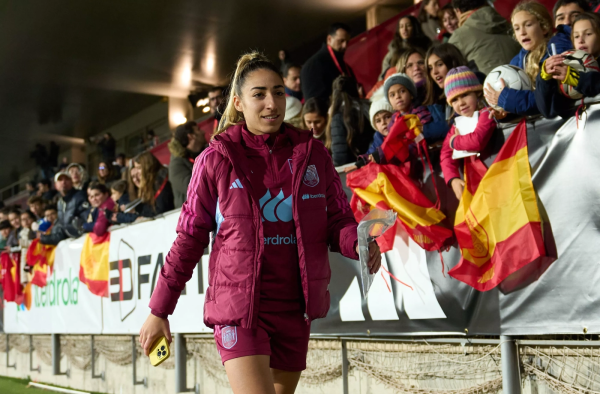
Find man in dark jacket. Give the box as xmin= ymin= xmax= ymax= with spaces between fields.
xmin=301 ymin=23 xmax=354 ymax=102
xmin=169 ymin=121 xmax=205 ymax=208
xmin=40 ymin=172 xmax=89 ymax=245
xmin=449 ymin=0 xmax=520 ymax=75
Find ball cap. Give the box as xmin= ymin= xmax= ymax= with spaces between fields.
xmin=54 ymin=171 xmax=72 ymax=183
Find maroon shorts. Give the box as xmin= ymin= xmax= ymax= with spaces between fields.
xmin=214 ymin=310 xmax=310 ymax=371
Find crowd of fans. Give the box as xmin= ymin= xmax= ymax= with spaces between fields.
xmin=1 ymin=0 xmax=598 ymax=250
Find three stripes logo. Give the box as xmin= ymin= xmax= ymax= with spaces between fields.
xmin=230 ymin=179 xmax=243 ymax=189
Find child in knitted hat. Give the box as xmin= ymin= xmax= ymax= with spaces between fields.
xmin=344 ymin=99 xmax=393 ymax=171
xmin=440 ymin=66 xmax=498 ymax=200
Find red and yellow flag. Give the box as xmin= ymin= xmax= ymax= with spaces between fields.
xmin=26 ymin=238 xmax=56 ymax=287
xmin=449 ymin=120 xmax=556 ymax=292
xmin=1 ymin=252 xmax=22 ymax=302
xmin=381 ymin=114 xmax=422 ymax=163
xmin=347 ymin=163 xmax=454 ymax=252
xmin=79 ymin=233 xmax=111 ymax=297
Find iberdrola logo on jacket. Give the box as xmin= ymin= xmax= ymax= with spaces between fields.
xmin=259 ymin=189 xmax=292 ymax=222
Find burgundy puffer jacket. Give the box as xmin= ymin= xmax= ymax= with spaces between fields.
xmin=149 ymin=123 xmax=359 ymax=329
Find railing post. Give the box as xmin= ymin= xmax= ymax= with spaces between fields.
xmin=6 ymin=334 xmax=16 ymax=369
xmin=52 ymin=333 xmax=69 ymax=377
xmin=175 ymin=333 xmax=186 ymax=393
xmin=132 ymin=336 xmax=147 ymax=387
xmin=91 ymin=335 xmax=105 ymax=380
xmin=501 ymin=335 xmax=521 ymax=394
xmin=342 ymin=339 xmax=349 ymax=394
xmin=30 ymin=335 xmax=40 ymax=373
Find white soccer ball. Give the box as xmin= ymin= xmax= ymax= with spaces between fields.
xmin=560 ymin=50 xmax=600 ymax=99
xmin=484 ymin=65 xmax=532 ymax=110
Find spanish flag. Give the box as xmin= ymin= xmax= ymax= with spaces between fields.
xmin=347 ymin=163 xmax=454 ymax=252
xmin=79 ymin=233 xmax=111 ymax=297
xmin=381 ymin=114 xmax=422 ymax=163
xmin=26 ymin=238 xmax=56 ymax=287
xmin=449 ymin=120 xmax=557 ymax=292
xmin=1 ymin=252 xmax=22 ymax=302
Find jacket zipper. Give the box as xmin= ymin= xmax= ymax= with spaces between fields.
xmin=294 ymin=140 xmax=313 ymax=322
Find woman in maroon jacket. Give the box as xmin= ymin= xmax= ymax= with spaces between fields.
xmin=139 ymin=53 xmax=381 ymax=394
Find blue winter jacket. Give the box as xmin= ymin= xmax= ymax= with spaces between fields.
xmin=366 ymin=131 xmax=385 ymax=155
xmin=423 ymin=103 xmax=450 ymax=143
xmin=498 ymin=27 xmax=573 ymax=116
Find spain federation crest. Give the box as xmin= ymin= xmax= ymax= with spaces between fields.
xmin=221 ymin=326 xmax=237 ymax=349
xmin=303 ymin=165 xmax=319 ymax=187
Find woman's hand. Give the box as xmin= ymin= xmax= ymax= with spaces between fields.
xmin=356 ymin=241 xmax=382 ymax=274
xmin=139 ymin=314 xmax=172 ymax=356
xmin=484 ymin=79 xmax=505 ymax=107
xmin=489 ymin=108 xmax=508 ymax=120
xmin=451 ymin=178 xmax=465 ymax=201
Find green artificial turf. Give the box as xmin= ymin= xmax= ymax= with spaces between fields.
xmin=0 ymin=375 xmax=106 ymax=394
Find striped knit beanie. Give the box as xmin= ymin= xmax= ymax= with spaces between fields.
xmin=444 ymin=66 xmax=482 ymax=105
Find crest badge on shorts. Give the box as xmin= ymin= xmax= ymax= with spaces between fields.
xmin=303 ymin=165 xmax=319 ymax=187
xmin=221 ymin=326 xmax=237 ymax=349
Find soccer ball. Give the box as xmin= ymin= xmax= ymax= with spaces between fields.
xmin=484 ymin=65 xmax=532 ymax=110
xmin=560 ymin=50 xmax=600 ymax=99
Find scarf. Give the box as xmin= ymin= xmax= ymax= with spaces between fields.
xmin=458 ymin=8 xmax=478 ymax=27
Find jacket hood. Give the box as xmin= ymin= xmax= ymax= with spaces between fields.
xmin=464 ymin=6 xmax=512 ymax=35
xmin=168 ymin=138 xmax=187 ymax=158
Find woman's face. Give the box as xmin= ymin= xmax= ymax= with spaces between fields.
xmin=425 ymin=0 xmax=439 ymax=18
xmin=98 ymin=162 xmax=108 ymax=178
xmin=233 ymin=69 xmax=286 ymax=136
xmin=428 ymin=53 xmax=449 ymax=89
xmin=443 ymin=10 xmax=459 ymax=33
xmin=20 ymin=213 xmax=33 ymax=230
xmin=8 ymin=213 xmax=20 ymax=229
xmin=131 ymin=165 xmax=142 ymax=188
xmin=573 ymin=19 xmax=600 ymax=57
xmin=303 ymin=112 xmax=327 ymax=137
xmin=68 ymin=167 xmax=82 ymax=184
xmin=399 ymin=17 xmax=414 ymax=40
xmin=512 ymin=11 xmax=548 ymax=52
xmin=405 ymin=52 xmax=426 ymax=84
xmin=89 ymin=189 xmax=108 ymax=208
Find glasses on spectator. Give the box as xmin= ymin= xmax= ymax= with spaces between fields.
xmin=99 ymin=166 xmax=106 ymax=170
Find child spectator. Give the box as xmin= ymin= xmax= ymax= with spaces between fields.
xmin=19 ymin=210 xmax=36 ymax=248
xmin=537 ymin=12 xmax=600 ymax=117
xmin=439 ymin=5 xmax=459 ymax=42
xmin=381 ymin=15 xmax=432 ymax=79
xmin=284 ymin=96 xmax=305 ymax=129
xmin=418 ymin=0 xmax=442 ymax=41
xmin=66 ymin=163 xmax=89 ymax=191
xmin=325 ymin=75 xmax=375 ymax=166
xmin=440 ymin=67 xmax=498 ymax=200
xmin=302 ymin=97 xmax=329 ymax=143
xmin=83 ymin=183 xmax=115 ymax=236
xmin=0 ymin=220 xmax=11 ymax=250
xmin=110 ymin=180 xmax=130 ymax=211
xmin=484 ymin=1 xmax=572 ymax=117
xmin=346 ymin=99 xmax=394 ymax=171
xmin=27 ymin=196 xmax=46 ymax=220
xmin=6 ymin=208 xmax=22 ymax=248
xmin=385 ymin=72 xmax=449 ymax=144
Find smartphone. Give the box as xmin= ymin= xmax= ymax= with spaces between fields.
xmin=149 ymin=337 xmax=170 ymax=367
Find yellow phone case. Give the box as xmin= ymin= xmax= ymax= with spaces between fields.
xmin=149 ymin=336 xmax=170 ymax=367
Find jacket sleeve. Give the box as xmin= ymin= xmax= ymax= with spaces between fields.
xmin=534 ymin=74 xmax=576 ymax=119
xmin=116 ymin=212 xmax=139 ymax=224
xmin=169 ymin=159 xmax=193 ymax=202
xmin=330 ymin=113 xmax=350 ymax=167
xmin=40 ymin=226 xmax=66 ymax=246
xmin=93 ymin=209 xmax=110 ymax=237
xmin=440 ymin=125 xmax=461 ymax=186
xmin=320 ymin=145 xmax=359 ymax=260
xmin=576 ymin=71 xmax=600 ymax=98
xmin=452 ymin=112 xmax=497 ymax=152
xmin=422 ymin=105 xmax=450 ymax=143
xmin=149 ymin=150 xmax=219 ymax=318
xmin=497 ymin=88 xmax=540 ymax=116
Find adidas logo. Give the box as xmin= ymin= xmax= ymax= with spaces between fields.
xmin=230 ymin=179 xmax=243 ymax=189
